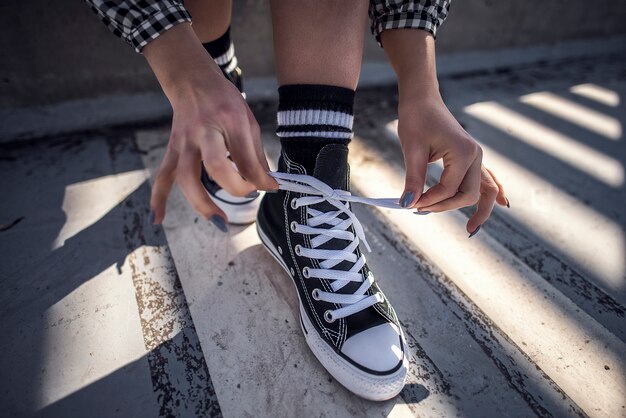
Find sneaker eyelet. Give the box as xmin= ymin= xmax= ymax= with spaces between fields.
xmin=290 ymin=198 xmax=298 ymax=210
xmin=290 ymin=221 xmax=297 ymax=232
xmin=323 ymin=310 xmax=335 ymax=323
xmin=302 ymin=266 xmax=310 ymax=278
xmin=294 ymin=245 xmax=302 ymax=256
xmin=312 ymin=288 xmax=321 ymax=300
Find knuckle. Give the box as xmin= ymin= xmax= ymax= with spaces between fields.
xmin=202 ymin=154 xmax=226 ymax=171
xmin=404 ymin=173 xmax=424 ymax=188
xmin=461 ymin=190 xmax=480 ymax=206
xmin=485 ymin=183 xmax=499 ymax=196
xmin=474 ymin=144 xmax=484 ymax=161
xmin=167 ymin=132 xmax=184 ymax=151
xmin=250 ymin=121 xmax=261 ymax=137
xmin=456 ymin=136 xmax=479 ymax=158
xmin=439 ymin=184 xmax=456 ymax=200
xmin=215 ymin=102 xmax=239 ymax=118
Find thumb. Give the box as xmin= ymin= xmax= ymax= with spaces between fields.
xmin=400 ymin=145 xmax=429 ymax=208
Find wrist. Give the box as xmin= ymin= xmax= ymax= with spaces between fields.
xmin=382 ymin=29 xmax=441 ymax=101
xmin=143 ymin=23 xmax=222 ymax=103
xmin=397 ymin=76 xmax=441 ymax=104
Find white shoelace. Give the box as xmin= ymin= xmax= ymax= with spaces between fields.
xmin=271 ymin=171 xmax=404 ymax=323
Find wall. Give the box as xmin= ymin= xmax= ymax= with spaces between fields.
xmin=1 ymin=0 xmax=625 ymax=109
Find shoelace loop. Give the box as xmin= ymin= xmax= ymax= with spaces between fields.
xmin=270 ymin=171 xmax=404 ymax=321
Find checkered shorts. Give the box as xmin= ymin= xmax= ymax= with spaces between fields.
xmin=370 ymin=0 xmax=451 ymax=45
xmin=85 ymin=0 xmax=191 ymax=53
xmin=85 ymin=0 xmax=451 ymax=53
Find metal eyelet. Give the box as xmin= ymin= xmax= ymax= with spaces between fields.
xmin=302 ymin=266 xmax=310 ymax=278
xmin=290 ymin=198 xmax=298 ymax=210
xmin=324 ymin=310 xmax=335 ymax=323
xmin=294 ymin=245 xmax=302 ymax=256
xmin=290 ymin=221 xmax=297 ymax=232
xmin=312 ymin=288 xmax=321 ymax=301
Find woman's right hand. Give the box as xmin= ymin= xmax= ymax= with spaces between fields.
xmin=143 ymin=23 xmax=277 ymax=226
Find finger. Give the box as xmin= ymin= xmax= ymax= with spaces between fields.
xmin=199 ymin=128 xmax=257 ymax=197
xmin=417 ymin=142 xmax=480 ymax=208
xmin=485 ymin=166 xmax=509 ymax=207
xmin=466 ymin=169 xmax=500 ymax=234
xmin=176 ymin=147 xmax=229 ymax=229
xmin=399 ymin=143 xmax=429 ymax=208
xmin=418 ymin=154 xmax=482 ymax=213
xmin=150 ymin=146 xmax=178 ymax=224
xmin=224 ymin=117 xmax=277 ymax=191
xmin=246 ymin=107 xmax=279 ymax=190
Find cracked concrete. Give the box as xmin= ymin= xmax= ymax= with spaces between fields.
xmin=1 ymin=52 xmax=625 ymax=417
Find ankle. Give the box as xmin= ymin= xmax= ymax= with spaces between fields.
xmin=277 ymin=84 xmax=355 ymax=173
xmin=202 ymin=26 xmax=241 ymax=81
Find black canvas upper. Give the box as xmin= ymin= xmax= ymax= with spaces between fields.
xmin=257 ymin=143 xmax=401 ymax=371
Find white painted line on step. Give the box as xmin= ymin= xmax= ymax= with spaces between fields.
xmin=348 ymin=137 xmax=626 ymax=418
xmin=464 ymin=102 xmax=623 ymax=185
xmin=570 ymin=83 xmax=620 ymax=107
xmin=519 ymin=91 xmax=622 ymax=139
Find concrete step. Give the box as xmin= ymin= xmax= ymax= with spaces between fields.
xmin=135 ymin=53 xmax=625 ymax=417
xmin=0 ymin=136 xmax=219 ymax=417
xmin=137 ymin=129 xmax=543 ymax=417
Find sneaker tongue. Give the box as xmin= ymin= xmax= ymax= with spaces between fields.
xmin=312 ymin=143 xmax=350 ymax=191
xmin=310 ymin=143 xmax=357 ymax=291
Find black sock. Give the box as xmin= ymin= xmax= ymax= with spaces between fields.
xmin=202 ymin=26 xmax=238 ymax=76
xmin=277 ymin=84 xmax=355 ymax=173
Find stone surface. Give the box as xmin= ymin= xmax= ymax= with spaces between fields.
xmin=1 ymin=53 xmax=624 ymax=417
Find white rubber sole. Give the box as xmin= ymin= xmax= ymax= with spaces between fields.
xmin=208 ymin=193 xmax=261 ymax=225
xmin=256 ymin=222 xmax=409 ymax=401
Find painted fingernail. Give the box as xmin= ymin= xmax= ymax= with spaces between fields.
xmin=210 ymin=215 xmax=228 ymax=233
xmin=468 ymin=225 xmax=481 ymax=238
xmin=506 ymin=198 xmax=511 ymax=208
xmin=400 ymin=191 xmax=415 ymax=208
xmin=148 ymin=210 xmax=155 ymax=224
xmin=414 ymin=210 xmax=431 ymax=215
xmin=246 ymin=191 xmax=260 ymax=198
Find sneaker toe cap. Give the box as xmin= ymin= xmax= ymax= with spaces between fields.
xmin=341 ymin=323 xmax=404 ymax=373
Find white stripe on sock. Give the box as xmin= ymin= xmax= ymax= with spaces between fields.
xmin=277 ymin=109 xmax=354 ymax=130
xmin=214 ymin=43 xmax=235 ymax=65
xmin=223 ymin=56 xmax=238 ymax=73
xmin=276 ymin=130 xmax=353 ymax=139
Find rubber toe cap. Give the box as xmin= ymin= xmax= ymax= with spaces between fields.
xmin=341 ymin=323 xmax=404 ymax=373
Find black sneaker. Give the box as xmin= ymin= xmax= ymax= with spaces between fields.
xmin=201 ymin=65 xmax=258 ymax=224
xmin=256 ymin=143 xmax=408 ymax=400
xmin=201 ymin=166 xmax=260 ymax=225
xmin=223 ymin=66 xmax=244 ymax=96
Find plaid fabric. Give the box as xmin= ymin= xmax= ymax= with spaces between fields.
xmin=85 ymin=0 xmax=450 ymax=53
xmin=369 ymin=0 xmax=452 ymax=45
xmin=84 ymin=0 xmax=191 ymax=53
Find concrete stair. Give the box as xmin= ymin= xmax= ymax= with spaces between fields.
xmin=1 ymin=53 xmax=623 ymax=417
xmin=134 ymin=54 xmax=625 ymax=417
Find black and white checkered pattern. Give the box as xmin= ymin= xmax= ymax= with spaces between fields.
xmin=86 ymin=0 xmax=451 ymax=54
xmin=84 ymin=0 xmax=191 ymax=53
xmin=276 ymin=85 xmax=355 ymax=141
xmin=369 ymin=0 xmax=451 ymax=45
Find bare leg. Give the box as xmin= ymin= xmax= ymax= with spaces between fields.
xmin=185 ymin=0 xmax=232 ymax=43
xmin=270 ymin=0 xmax=369 ymax=89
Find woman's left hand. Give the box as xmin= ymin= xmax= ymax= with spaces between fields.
xmin=396 ymin=95 xmax=509 ymax=236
